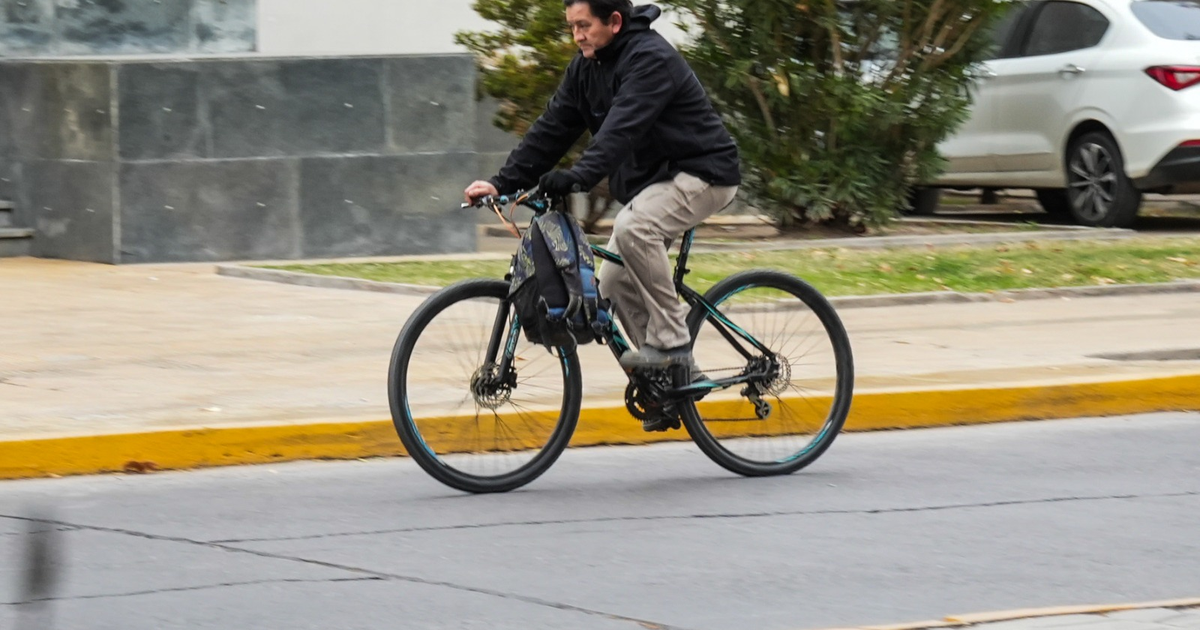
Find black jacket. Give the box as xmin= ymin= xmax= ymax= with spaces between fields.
xmin=489 ymin=4 xmax=740 ymax=204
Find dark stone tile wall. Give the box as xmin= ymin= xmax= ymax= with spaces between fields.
xmin=0 ymin=161 xmax=19 ymax=205
xmin=1 ymin=54 xmax=489 ymax=262
xmin=118 ymin=159 xmax=301 ymax=263
xmin=298 ymin=153 xmax=479 ymax=258
xmin=387 ymin=56 xmax=476 ymax=154
xmin=0 ymin=0 xmax=255 ymax=56
xmin=0 ymin=62 xmax=114 ymax=161
xmin=0 ymin=63 xmax=44 ymax=161
xmin=116 ymin=63 xmax=206 ymax=161
xmin=205 ymin=58 xmax=388 ymax=159
xmin=23 ymin=159 xmax=115 ymax=263
xmin=38 ymin=63 xmax=114 ymax=161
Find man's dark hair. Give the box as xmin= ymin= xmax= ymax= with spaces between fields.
xmin=564 ymin=0 xmax=633 ymax=25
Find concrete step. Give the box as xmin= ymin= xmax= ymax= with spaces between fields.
xmin=0 ymin=227 xmax=33 ymax=257
xmin=0 ymin=199 xmax=13 ymax=228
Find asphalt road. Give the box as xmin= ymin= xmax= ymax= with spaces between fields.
xmin=3 ymin=413 xmax=1199 ymax=630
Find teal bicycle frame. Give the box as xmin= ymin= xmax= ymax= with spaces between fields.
xmin=474 ymin=192 xmax=779 ymax=400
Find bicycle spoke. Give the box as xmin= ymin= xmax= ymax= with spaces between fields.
xmin=391 ymin=280 xmax=580 ymax=492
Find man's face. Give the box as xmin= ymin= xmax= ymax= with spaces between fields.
xmin=566 ymin=3 xmax=622 ymax=59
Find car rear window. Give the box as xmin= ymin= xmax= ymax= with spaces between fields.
xmin=1133 ymin=1 xmax=1200 ymax=40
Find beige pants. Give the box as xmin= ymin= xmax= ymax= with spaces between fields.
xmin=597 ymin=172 xmax=738 ymax=350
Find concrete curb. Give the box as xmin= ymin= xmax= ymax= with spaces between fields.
xmin=216 ymin=264 xmax=440 ymax=297
xmin=814 ymin=597 xmax=1200 ymax=630
xmin=218 ymin=262 xmax=1200 ymax=310
xmin=2 ymin=373 xmax=1198 ymax=480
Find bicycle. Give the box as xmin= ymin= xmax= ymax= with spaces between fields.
xmin=387 ymin=189 xmax=854 ymax=493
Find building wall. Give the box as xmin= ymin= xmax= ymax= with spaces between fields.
xmin=0 ymin=0 xmax=255 ymax=56
xmin=0 ymin=55 xmax=484 ymax=264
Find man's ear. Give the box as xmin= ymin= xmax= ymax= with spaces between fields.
xmin=609 ymin=12 xmax=623 ymax=33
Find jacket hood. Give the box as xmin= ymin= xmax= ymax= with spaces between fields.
xmin=593 ymin=4 xmax=661 ymax=61
xmin=627 ymin=4 xmax=662 ymax=30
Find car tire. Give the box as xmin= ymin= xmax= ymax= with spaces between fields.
xmin=902 ymin=187 xmax=941 ymax=216
xmin=1034 ymin=188 xmax=1071 ymax=215
xmin=1064 ymin=132 xmax=1142 ymax=228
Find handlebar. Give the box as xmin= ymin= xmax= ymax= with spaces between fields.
xmin=461 ymin=182 xmax=582 ymax=209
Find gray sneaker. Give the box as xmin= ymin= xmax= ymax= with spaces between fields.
xmin=619 ymin=345 xmax=693 ymax=371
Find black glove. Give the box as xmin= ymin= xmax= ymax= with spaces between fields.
xmin=538 ymin=170 xmax=584 ymax=196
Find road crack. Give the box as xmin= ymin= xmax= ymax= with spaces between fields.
xmin=0 ymin=513 xmax=690 ymax=630
xmin=0 ymin=577 xmax=382 ymax=605
xmin=207 ymin=489 xmax=1200 ymax=544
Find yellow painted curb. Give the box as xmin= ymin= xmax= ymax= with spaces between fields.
xmin=2 ymin=373 xmax=1198 ymax=480
xmin=813 ymin=596 xmax=1200 ymax=630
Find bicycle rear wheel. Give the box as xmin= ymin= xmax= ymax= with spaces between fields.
xmin=388 ymin=279 xmax=581 ymax=493
xmin=681 ymin=270 xmax=854 ymax=476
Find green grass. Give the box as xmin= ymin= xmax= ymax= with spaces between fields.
xmin=266 ymin=237 xmax=1200 ymax=297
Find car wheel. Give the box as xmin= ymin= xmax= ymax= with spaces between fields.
xmin=902 ymin=187 xmax=941 ymax=216
xmin=1065 ymin=132 xmax=1141 ymax=228
xmin=1034 ymin=189 xmax=1071 ymax=215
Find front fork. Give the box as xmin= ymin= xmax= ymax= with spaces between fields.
xmin=479 ymin=299 xmax=523 ymax=391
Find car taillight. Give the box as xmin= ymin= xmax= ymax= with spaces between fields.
xmin=1146 ymin=66 xmax=1200 ymax=90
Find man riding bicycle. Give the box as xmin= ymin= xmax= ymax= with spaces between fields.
xmin=464 ymin=0 xmax=740 ymax=372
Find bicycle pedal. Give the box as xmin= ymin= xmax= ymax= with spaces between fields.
xmin=641 ymin=415 xmax=682 ymax=433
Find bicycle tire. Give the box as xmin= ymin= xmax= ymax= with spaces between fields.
xmin=388 ymin=279 xmax=582 ymax=493
xmin=679 ymin=270 xmax=854 ymax=476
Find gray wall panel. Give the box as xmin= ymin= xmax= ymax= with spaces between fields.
xmin=2 ymin=54 xmax=486 ymax=262
xmin=387 ymin=56 xmax=475 ymax=153
xmin=117 ymin=63 xmax=206 ymax=160
xmin=0 ymin=63 xmax=44 ymax=161
xmin=298 ymin=153 xmax=477 ymax=258
xmin=38 ymin=63 xmax=114 ymax=162
xmin=24 ymin=159 xmax=115 ymax=263
xmin=119 ymin=159 xmax=301 ymax=263
xmin=206 ymin=58 xmax=387 ymax=158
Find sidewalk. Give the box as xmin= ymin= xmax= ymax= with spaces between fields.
xmin=2 ymin=250 xmax=1199 ymax=478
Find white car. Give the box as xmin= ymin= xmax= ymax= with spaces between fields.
xmin=918 ymin=0 xmax=1200 ymax=227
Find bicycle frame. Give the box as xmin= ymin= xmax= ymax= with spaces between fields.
xmin=469 ymin=191 xmax=777 ymax=399
xmin=591 ymin=229 xmax=778 ymax=396
xmin=496 ymin=246 xmax=775 ymax=400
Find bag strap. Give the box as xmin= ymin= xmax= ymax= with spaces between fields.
xmin=540 ymin=212 xmax=590 ymax=322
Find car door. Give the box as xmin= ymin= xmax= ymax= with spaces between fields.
xmin=938 ymin=2 xmax=1035 ymax=176
xmin=988 ymin=0 xmax=1111 ymax=175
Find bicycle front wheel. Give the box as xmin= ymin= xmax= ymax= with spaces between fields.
xmin=388 ymin=279 xmax=581 ymax=493
xmin=681 ymin=270 xmax=854 ymax=476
